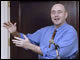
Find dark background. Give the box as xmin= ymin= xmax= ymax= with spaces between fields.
xmin=10 ymin=1 xmax=79 ymax=59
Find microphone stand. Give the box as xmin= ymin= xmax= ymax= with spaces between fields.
xmin=49 ymin=40 xmax=60 ymax=59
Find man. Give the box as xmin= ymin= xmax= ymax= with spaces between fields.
xmin=3 ymin=3 xmax=78 ymax=59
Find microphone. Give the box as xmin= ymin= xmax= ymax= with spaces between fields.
xmin=49 ymin=40 xmax=59 ymax=49
xmin=49 ymin=40 xmax=60 ymax=59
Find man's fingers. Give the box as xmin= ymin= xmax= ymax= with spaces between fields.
xmin=15 ymin=44 xmax=22 ymax=47
xmin=14 ymin=37 xmax=24 ymax=41
xmin=3 ymin=21 xmax=12 ymax=27
xmin=12 ymin=39 xmax=21 ymax=44
xmin=7 ymin=21 xmax=12 ymax=27
xmin=12 ymin=40 xmax=17 ymax=44
xmin=14 ymin=22 xmax=16 ymax=26
xmin=12 ymin=39 xmax=23 ymax=47
xmin=9 ymin=21 xmax=13 ymax=27
xmin=12 ymin=39 xmax=17 ymax=42
xmin=3 ymin=22 xmax=9 ymax=26
xmin=8 ymin=21 xmax=14 ymax=27
xmin=8 ymin=21 xmax=11 ymax=26
xmin=3 ymin=24 xmax=9 ymax=29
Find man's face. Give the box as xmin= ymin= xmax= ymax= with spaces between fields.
xmin=51 ymin=4 xmax=68 ymax=25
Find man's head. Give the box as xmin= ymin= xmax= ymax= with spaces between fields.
xmin=51 ymin=3 xmax=68 ymax=26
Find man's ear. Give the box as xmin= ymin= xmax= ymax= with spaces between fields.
xmin=65 ymin=11 xmax=68 ymax=19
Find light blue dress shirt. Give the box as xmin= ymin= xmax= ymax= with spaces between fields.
xmin=20 ymin=22 xmax=78 ymax=59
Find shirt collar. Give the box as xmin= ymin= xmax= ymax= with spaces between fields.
xmin=54 ymin=22 xmax=68 ymax=32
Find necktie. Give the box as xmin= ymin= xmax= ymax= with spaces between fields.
xmin=48 ymin=29 xmax=60 ymax=59
xmin=49 ymin=29 xmax=57 ymax=48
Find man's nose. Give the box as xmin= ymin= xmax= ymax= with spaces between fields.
xmin=55 ymin=15 xmax=58 ymax=17
xmin=54 ymin=13 xmax=59 ymax=17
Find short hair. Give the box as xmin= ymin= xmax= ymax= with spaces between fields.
xmin=50 ymin=1 xmax=68 ymax=12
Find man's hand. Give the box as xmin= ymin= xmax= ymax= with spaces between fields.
xmin=12 ymin=34 xmax=43 ymax=56
xmin=3 ymin=21 xmax=20 ymax=37
xmin=12 ymin=34 xmax=30 ymax=49
xmin=3 ymin=21 xmax=17 ymax=33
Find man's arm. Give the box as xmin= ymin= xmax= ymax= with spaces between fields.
xmin=3 ymin=21 xmax=43 ymax=56
xmin=27 ymin=43 xmax=43 ymax=56
xmin=13 ymin=39 xmax=43 ymax=56
xmin=12 ymin=35 xmax=43 ymax=56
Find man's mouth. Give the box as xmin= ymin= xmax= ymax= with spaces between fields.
xmin=54 ymin=18 xmax=60 ymax=21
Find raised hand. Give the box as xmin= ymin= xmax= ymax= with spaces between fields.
xmin=3 ymin=21 xmax=17 ymax=33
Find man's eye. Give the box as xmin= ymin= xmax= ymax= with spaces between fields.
xmin=52 ymin=11 xmax=56 ymax=14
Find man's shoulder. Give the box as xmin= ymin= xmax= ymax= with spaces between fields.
xmin=66 ymin=24 xmax=77 ymax=33
xmin=35 ymin=25 xmax=54 ymax=32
